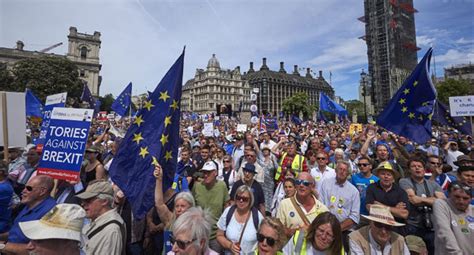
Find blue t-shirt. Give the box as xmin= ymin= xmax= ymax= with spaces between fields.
xmin=351 ymin=173 xmax=379 ymax=215
xmin=0 ymin=181 xmax=14 ymax=233
xmin=8 ymin=197 xmax=57 ymax=243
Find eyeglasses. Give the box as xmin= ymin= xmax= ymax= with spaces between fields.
xmin=235 ymin=195 xmax=250 ymax=203
xmin=450 ymin=183 xmax=472 ymax=194
xmin=25 ymin=186 xmax=45 ymax=192
xmin=245 ymin=155 xmax=256 ymax=158
xmin=316 ymin=227 xmax=334 ymax=240
xmin=429 ymin=161 xmax=441 ymax=166
xmin=295 ymin=179 xmax=313 ymax=186
xmin=373 ymin=221 xmax=392 ymax=230
xmin=223 ymin=160 xmax=231 ymax=163
xmin=316 ymin=157 xmax=326 ymax=160
xmin=170 ymin=235 xmax=197 ymax=250
xmin=357 ymin=163 xmax=370 ymax=167
xmin=256 ymin=233 xmax=276 ymax=247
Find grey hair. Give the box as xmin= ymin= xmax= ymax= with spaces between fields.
xmin=96 ymin=194 xmax=114 ymax=208
xmin=234 ymin=185 xmax=254 ymax=209
xmin=172 ymin=207 xmax=213 ymax=250
xmin=336 ymin=160 xmax=351 ymax=173
xmin=175 ymin=191 xmax=196 ymax=207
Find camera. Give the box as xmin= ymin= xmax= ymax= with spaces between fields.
xmin=417 ymin=206 xmax=433 ymax=229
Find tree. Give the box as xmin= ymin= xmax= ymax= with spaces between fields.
xmin=0 ymin=63 xmax=14 ymax=89
xmin=437 ymin=79 xmax=473 ymax=104
xmin=282 ymin=92 xmax=316 ymax=118
xmin=5 ymin=56 xmax=84 ymax=105
xmin=345 ymin=100 xmax=365 ymax=117
xmin=98 ymin=94 xmax=115 ymax=112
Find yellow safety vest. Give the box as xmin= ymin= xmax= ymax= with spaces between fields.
xmin=275 ymin=152 xmax=305 ymax=181
xmin=292 ymin=230 xmax=345 ymax=255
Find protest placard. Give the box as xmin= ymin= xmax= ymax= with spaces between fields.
xmin=37 ymin=107 xmax=93 ymax=181
xmin=202 ymin=122 xmax=214 ymax=137
xmin=349 ymin=123 xmax=363 ymax=135
xmin=0 ymin=92 xmax=26 ymax=149
xmin=36 ymin=92 xmax=67 ymax=151
xmin=237 ymin=124 xmax=247 ymax=132
xmin=449 ymin=95 xmax=474 ymax=117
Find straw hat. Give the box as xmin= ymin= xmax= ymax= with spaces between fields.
xmin=374 ymin=161 xmax=400 ymax=179
xmin=362 ymin=204 xmax=405 ymax=226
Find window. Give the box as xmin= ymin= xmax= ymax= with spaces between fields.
xmin=80 ymin=46 xmax=87 ymax=59
xmin=79 ymin=70 xmax=85 ymax=77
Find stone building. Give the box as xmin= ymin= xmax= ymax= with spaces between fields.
xmin=358 ymin=69 xmax=375 ymax=118
xmin=242 ymin=58 xmax=334 ymax=116
xmin=444 ymin=63 xmax=474 ymax=84
xmin=0 ymin=26 xmax=102 ymax=95
xmin=181 ymin=54 xmax=251 ymax=115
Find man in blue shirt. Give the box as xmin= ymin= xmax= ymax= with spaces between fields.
xmin=0 ymin=162 xmax=13 ymax=233
xmin=350 ymin=156 xmax=379 ymax=216
xmin=0 ymin=175 xmax=56 ymax=254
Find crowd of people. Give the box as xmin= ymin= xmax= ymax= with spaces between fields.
xmin=0 ymin=115 xmax=473 ymax=255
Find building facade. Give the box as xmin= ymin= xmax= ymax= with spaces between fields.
xmin=181 ymin=54 xmax=251 ymax=114
xmin=0 ymin=26 xmax=102 ymax=95
xmin=444 ymin=63 xmax=474 ymax=84
xmin=361 ymin=0 xmax=418 ymax=113
xmin=242 ymin=58 xmax=334 ymax=116
xmin=358 ymin=70 xmax=375 ymax=118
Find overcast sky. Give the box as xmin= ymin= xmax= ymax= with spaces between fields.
xmin=1 ymin=0 xmax=473 ymax=100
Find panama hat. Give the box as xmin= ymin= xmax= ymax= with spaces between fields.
xmin=362 ymin=204 xmax=405 ymax=226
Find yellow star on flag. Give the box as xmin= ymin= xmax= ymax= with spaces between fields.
xmin=408 ymin=112 xmax=415 ymax=119
xmin=428 ymin=114 xmax=432 ymax=120
xmin=164 ymin=116 xmax=172 ymax=127
xmin=143 ymin=100 xmax=154 ymax=111
xmin=134 ymin=115 xmax=144 ymax=127
xmin=413 ymin=80 xmax=418 ymax=87
xmin=164 ymin=151 xmax=173 ymax=161
xmin=403 ymin=88 xmax=410 ymax=95
xmin=422 ymin=101 xmax=428 ymax=106
xmin=401 ymin=106 xmax=408 ymax=113
xmin=139 ymin=146 xmax=149 ymax=158
xmin=133 ymin=133 xmax=144 ymax=144
xmin=170 ymin=100 xmax=179 ymax=110
xmin=159 ymin=91 xmax=170 ymax=102
xmin=151 ymin=156 xmax=159 ymax=166
xmin=399 ymin=98 xmax=406 ymax=104
xmin=160 ymin=134 xmax=169 ymax=146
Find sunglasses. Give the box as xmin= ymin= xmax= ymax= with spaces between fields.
xmin=25 ymin=185 xmax=45 ymax=192
xmin=235 ymin=195 xmax=250 ymax=203
xmin=170 ymin=235 xmax=197 ymax=250
xmin=358 ymin=163 xmax=370 ymax=167
xmin=256 ymin=233 xmax=276 ymax=247
xmin=223 ymin=160 xmax=231 ymax=163
xmin=429 ymin=161 xmax=441 ymax=166
xmin=245 ymin=155 xmax=256 ymax=158
xmin=316 ymin=157 xmax=326 ymax=160
xmin=295 ymin=179 xmax=313 ymax=186
xmin=373 ymin=221 xmax=392 ymax=230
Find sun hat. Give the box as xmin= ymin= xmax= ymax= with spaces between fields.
xmin=19 ymin=204 xmax=86 ymax=242
xmin=201 ymin=161 xmax=218 ymax=171
xmin=76 ymin=180 xmax=114 ymax=200
xmin=374 ymin=161 xmax=400 ymax=179
xmin=362 ymin=204 xmax=405 ymax=226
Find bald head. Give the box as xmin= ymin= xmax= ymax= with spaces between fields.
xmin=298 ymin=172 xmax=313 ymax=182
xmin=33 ymin=175 xmax=54 ymax=193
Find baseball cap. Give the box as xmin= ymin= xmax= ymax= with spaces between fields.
xmin=76 ymin=180 xmax=114 ymax=200
xmin=201 ymin=161 xmax=217 ymax=171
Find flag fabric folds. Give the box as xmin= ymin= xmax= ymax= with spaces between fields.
xmin=377 ymin=48 xmax=436 ymax=144
xmin=432 ymin=100 xmax=472 ymax=135
xmin=111 ymin=82 xmax=132 ymax=116
xmin=319 ymin=93 xmax=348 ymax=116
xmin=291 ymin=114 xmax=303 ymax=125
xmin=109 ymin=51 xmax=184 ymax=219
xmin=81 ymin=83 xmax=96 ymax=110
xmin=25 ymin=89 xmax=43 ymax=118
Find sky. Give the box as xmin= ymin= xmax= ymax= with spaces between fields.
xmin=1 ymin=0 xmax=473 ymax=101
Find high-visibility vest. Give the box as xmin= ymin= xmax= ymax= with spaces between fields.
xmin=275 ymin=152 xmax=305 ymax=181
xmin=292 ymin=230 xmax=344 ymax=255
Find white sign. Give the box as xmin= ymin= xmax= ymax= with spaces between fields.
xmin=0 ymin=92 xmax=26 ymax=148
xmin=202 ymin=122 xmax=214 ymax=137
xmin=237 ymin=124 xmax=247 ymax=132
xmin=449 ymin=95 xmax=474 ymax=117
xmin=45 ymin=92 xmax=67 ymax=105
xmin=250 ymin=94 xmax=257 ymax=101
xmin=251 ymin=116 xmax=259 ymax=124
xmin=250 ymin=104 xmax=258 ymax=112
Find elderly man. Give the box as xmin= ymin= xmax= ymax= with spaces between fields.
xmin=320 ymin=160 xmax=360 ymax=250
xmin=77 ymin=180 xmax=126 ymax=255
xmin=433 ymin=181 xmax=473 ymax=255
xmin=236 ymin=148 xmax=264 ymax=183
xmin=192 ymin=161 xmax=230 ymax=253
xmin=18 ymin=204 xmax=86 ymax=255
xmin=277 ymin=172 xmax=328 ymax=238
xmin=0 ymin=175 xmax=56 ymax=254
xmin=349 ymin=204 xmax=410 ymax=254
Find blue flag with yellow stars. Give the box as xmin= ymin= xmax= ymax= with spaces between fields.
xmin=109 ymin=51 xmax=184 ymax=219
xmin=111 ymin=82 xmax=132 ymax=116
xmin=377 ymin=48 xmax=436 ymax=144
xmin=433 ymin=100 xmax=472 ymax=135
xmin=319 ymin=93 xmax=348 ymax=116
xmin=25 ymin=89 xmax=44 ymax=118
xmin=81 ymin=82 xmax=96 ymax=110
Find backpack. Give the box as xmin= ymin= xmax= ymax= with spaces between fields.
xmin=225 ymin=205 xmax=259 ymax=232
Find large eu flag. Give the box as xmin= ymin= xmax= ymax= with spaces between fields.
xmin=111 ymin=82 xmax=132 ymax=116
xmin=433 ymin=100 xmax=472 ymax=135
xmin=319 ymin=93 xmax=348 ymax=116
xmin=377 ymin=48 xmax=436 ymax=144
xmin=109 ymin=51 xmax=184 ymax=219
xmin=25 ymin=89 xmax=44 ymax=118
xmin=81 ymin=82 xmax=96 ymax=110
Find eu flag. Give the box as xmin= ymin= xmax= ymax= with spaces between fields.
xmin=25 ymin=89 xmax=44 ymax=118
xmin=377 ymin=48 xmax=436 ymax=144
xmin=291 ymin=114 xmax=303 ymax=125
xmin=111 ymin=82 xmax=132 ymax=116
xmin=81 ymin=82 xmax=96 ymax=110
xmin=433 ymin=100 xmax=472 ymax=135
xmin=109 ymin=51 xmax=184 ymax=219
xmin=319 ymin=93 xmax=348 ymax=116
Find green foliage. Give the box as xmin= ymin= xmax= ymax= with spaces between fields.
xmin=345 ymin=100 xmax=365 ymax=117
xmin=282 ymin=92 xmax=316 ymax=117
xmin=437 ymin=79 xmax=473 ymax=104
xmin=5 ymin=56 xmax=83 ymax=105
xmin=0 ymin=63 xmax=14 ymax=89
xmin=98 ymin=94 xmax=115 ymax=112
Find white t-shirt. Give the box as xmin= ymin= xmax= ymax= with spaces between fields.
xmin=217 ymin=207 xmax=264 ymax=255
xmin=310 ymin=166 xmax=336 ymax=196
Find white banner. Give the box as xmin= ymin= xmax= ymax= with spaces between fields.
xmin=449 ymin=95 xmax=474 ymax=117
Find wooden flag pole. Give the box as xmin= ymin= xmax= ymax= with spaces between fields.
xmin=1 ymin=92 xmax=9 ymax=163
